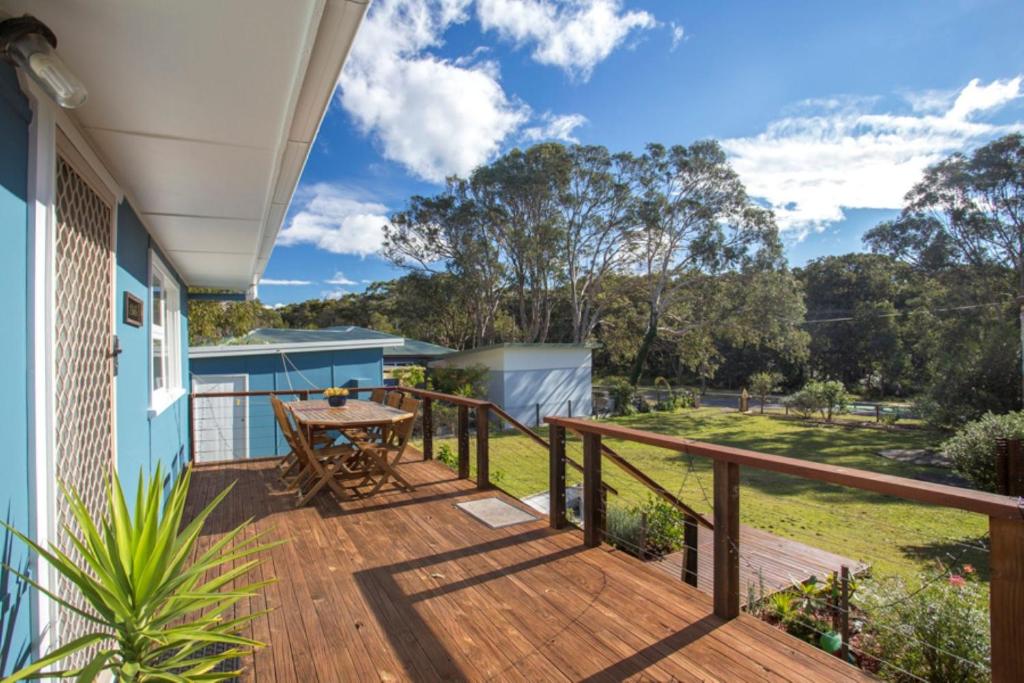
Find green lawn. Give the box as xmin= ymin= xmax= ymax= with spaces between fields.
xmin=421 ymin=408 xmax=988 ymax=585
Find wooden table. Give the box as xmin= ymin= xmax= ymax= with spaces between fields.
xmin=288 ymin=399 xmax=416 ymax=501
xmin=288 ymin=398 xmax=412 ymax=431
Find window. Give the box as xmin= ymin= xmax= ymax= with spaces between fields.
xmin=149 ymin=252 xmax=182 ymax=415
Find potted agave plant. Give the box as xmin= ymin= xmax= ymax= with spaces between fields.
xmin=324 ymin=386 xmax=349 ymax=407
xmin=2 ymin=465 xmax=278 ymax=681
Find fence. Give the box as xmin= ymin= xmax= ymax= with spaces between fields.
xmin=543 ymin=416 xmax=1023 ymax=682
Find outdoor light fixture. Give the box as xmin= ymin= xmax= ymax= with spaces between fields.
xmin=0 ymin=15 xmax=87 ymax=108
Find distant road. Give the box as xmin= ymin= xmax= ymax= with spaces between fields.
xmin=620 ymin=387 xmax=918 ymax=419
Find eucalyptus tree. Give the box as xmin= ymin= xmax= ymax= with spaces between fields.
xmin=865 ymin=133 xmax=1024 ymax=401
xmin=625 ymin=141 xmax=781 ymax=384
xmin=559 ymin=145 xmax=636 ymax=343
xmin=470 ymin=143 xmax=569 ymax=342
xmin=384 ymin=179 xmax=505 ymax=346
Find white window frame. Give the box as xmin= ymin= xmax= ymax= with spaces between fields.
xmin=149 ymin=250 xmax=184 ymax=416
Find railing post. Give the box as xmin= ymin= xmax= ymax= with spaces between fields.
xmin=682 ymin=514 xmax=698 ymax=587
xmin=996 ymin=438 xmax=1023 ymax=496
xmin=839 ymin=565 xmax=850 ymax=661
xmin=990 ymin=516 xmax=1024 ymax=681
xmin=535 ymin=403 xmax=541 ymax=427
xmin=476 ymin=405 xmax=490 ymax=489
xmin=713 ymin=460 xmax=740 ymax=619
xmin=582 ymin=432 xmax=602 ymax=548
xmin=422 ymin=397 xmax=433 ymax=460
xmin=457 ymin=405 xmax=470 ymax=479
xmin=188 ymin=394 xmax=196 ymax=464
xmin=549 ymin=424 xmax=567 ymax=529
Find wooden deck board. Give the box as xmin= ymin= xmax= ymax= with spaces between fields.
xmin=656 ymin=524 xmax=869 ymax=602
xmin=188 ymin=456 xmax=869 ymax=682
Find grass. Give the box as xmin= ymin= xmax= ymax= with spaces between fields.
xmin=419 ymin=408 xmax=988 ymax=586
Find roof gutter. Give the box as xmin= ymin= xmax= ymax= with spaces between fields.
xmin=249 ymin=0 xmax=369 ymax=288
xmin=190 ymin=336 xmax=404 ymax=359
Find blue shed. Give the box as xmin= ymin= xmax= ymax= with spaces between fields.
xmin=189 ymin=326 xmax=403 ymax=462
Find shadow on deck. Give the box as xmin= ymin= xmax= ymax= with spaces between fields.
xmin=187 ymin=456 xmax=868 ymax=682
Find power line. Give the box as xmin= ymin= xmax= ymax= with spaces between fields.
xmin=801 ymin=299 xmax=1014 ymax=325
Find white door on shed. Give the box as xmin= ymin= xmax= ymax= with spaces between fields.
xmin=191 ymin=375 xmax=248 ymax=462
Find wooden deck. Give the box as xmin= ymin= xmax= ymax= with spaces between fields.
xmin=656 ymin=525 xmax=867 ymax=603
xmin=187 ymin=455 xmax=869 ymax=682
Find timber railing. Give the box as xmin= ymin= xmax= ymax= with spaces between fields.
xmin=544 ymin=416 xmax=1024 ymax=682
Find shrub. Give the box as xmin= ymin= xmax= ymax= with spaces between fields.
xmin=606 ymin=378 xmax=638 ymax=416
xmin=392 ymin=365 xmax=426 ymax=388
xmin=437 ymin=443 xmax=458 ymax=470
xmin=784 ymin=380 xmax=850 ymax=422
xmin=749 ymin=371 xmax=783 ymax=414
xmin=2 ymin=466 xmax=276 ymax=681
xmin=859 ymin=565 xmax=989 ymax=683
xmin=942 ymin=411 xmax=1024 ymax=492
xmin=428 ymin=364 xmax=489 ymax=398
xmin=638 ymin=497 xmax=684 ymax=554
xmin=603 ymin=497 xmax=685 ymax=558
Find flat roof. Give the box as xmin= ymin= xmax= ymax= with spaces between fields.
xmin=384 ymin=339 xmax=456 ymax=358
xmin=433 ymin=342 xmax=596 ymax=363
xmin=190 ymin=326 xmax=404 ymax=358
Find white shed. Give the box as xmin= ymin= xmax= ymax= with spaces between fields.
xmin=430 ymin=343 xmax=593 ymax=426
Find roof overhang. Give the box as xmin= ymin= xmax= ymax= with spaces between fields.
xmin=190 ymin=337 xmax=406 ymax=359
xmin=2 ymin=0 xmax=368 ymax=291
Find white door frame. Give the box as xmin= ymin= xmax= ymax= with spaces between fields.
xmin=190 ymin=374 xmax=250 ymax=462
xmin=22 ymin=74 xmax=123 ymax=659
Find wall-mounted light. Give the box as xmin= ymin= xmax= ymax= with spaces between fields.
xmin=1 ymin=15 xmax=87 ymax=108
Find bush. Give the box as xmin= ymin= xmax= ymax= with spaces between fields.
xmin=428 ymin=364 xmax=489 ymax=398
xmin=606 ymin=378 xmax=638 ymax=416
xmin=859 ymin=565 xmax=989 ymax=683
xmin=392 ymin=364 xmax=426 ymax=388
xmin=437 ymin=443 xmax=458 ymax=470
xmin=749 ymin=371 xmax=783 ymax=414
xmin=604 ymin=497 xmax=685 ymax=558
xmin=784 ymin=380 xmax=851 ymax=422
xmin=942 ymin=411 xmax=1024 ymax=492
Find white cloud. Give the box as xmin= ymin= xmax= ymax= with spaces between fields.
xmin=277 ymin=184 xmax=389 ymax=256
xmin=321 ymin=289 xmax=348 ymax=301
xmin=670 ymin=22 xmax=684 ymax=51
xmin=340 ymin=0 xmax=528 ymax=182
xmin=337 ymin=0 xmax=645 ymax=181
xmin=259 ymin=278 xmax=311 ymax=286
xmin=476 ymin=0 xmax=656 ymax=79
xmin=325 ymin=272 xmax=357 ymax=285
xmin=522 ymin=112 xmax=588 ymax=142
xmin=722 ymin=76 xmax=1024 ymax=236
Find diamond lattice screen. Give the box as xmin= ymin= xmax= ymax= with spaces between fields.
xmin=53 ymin=155 xmax=113 ymax=668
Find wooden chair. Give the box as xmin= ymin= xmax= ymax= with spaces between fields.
xmin=288 ymin=419 xmax=356 ymax=506
xmin=274 ymin=400 xmax=359 ymax=504
xmin=271 ymin=395 xmax=333 ymax=478
xmin=385 ymin=391 xmax=403 ymax=408
xmin=369 ymin=388 xmax=387 ymax=403
xmin=357 ymin=397 xmax=420 ymax=496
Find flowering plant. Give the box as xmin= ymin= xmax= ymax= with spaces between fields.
xmin=323 ymin=387 xmax=350 ymax=398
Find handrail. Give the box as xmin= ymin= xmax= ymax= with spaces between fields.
xmin=490 ymin=398 xmax=710 ymax=527
xmin=598 ymin=443 xmax=713 ymax=529
xmin=487 ymin=403 xmax=619 ymax=497
xmin=546 ymin=416 xmax=1024 ymax=520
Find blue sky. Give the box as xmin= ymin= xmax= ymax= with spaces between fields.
xmin=260 ymin=0 xmax=1024 ymax=305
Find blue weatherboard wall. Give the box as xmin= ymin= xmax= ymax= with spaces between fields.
xmin=191 ymin=348 xmax=383 ymax=457
xmin=115 ymin=201 xmax=190 ymax=487
xmin=0 ymin=64 xmax=33 ymax=676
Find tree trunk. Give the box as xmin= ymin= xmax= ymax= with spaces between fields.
xmin=629 ymin=308 xmax=659 ymax=385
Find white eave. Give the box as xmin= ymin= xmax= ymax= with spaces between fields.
xmin=190 ymin=337 xmax=406 ymax=359
xmin=3 ymin=0 xmax=368 ymax=291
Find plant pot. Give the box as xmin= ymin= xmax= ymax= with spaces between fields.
xmin=327 ymin=395 xmax=347 ymax=407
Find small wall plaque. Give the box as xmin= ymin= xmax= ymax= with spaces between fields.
xmin=124 ymin=291 xmax=144 ymax=327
